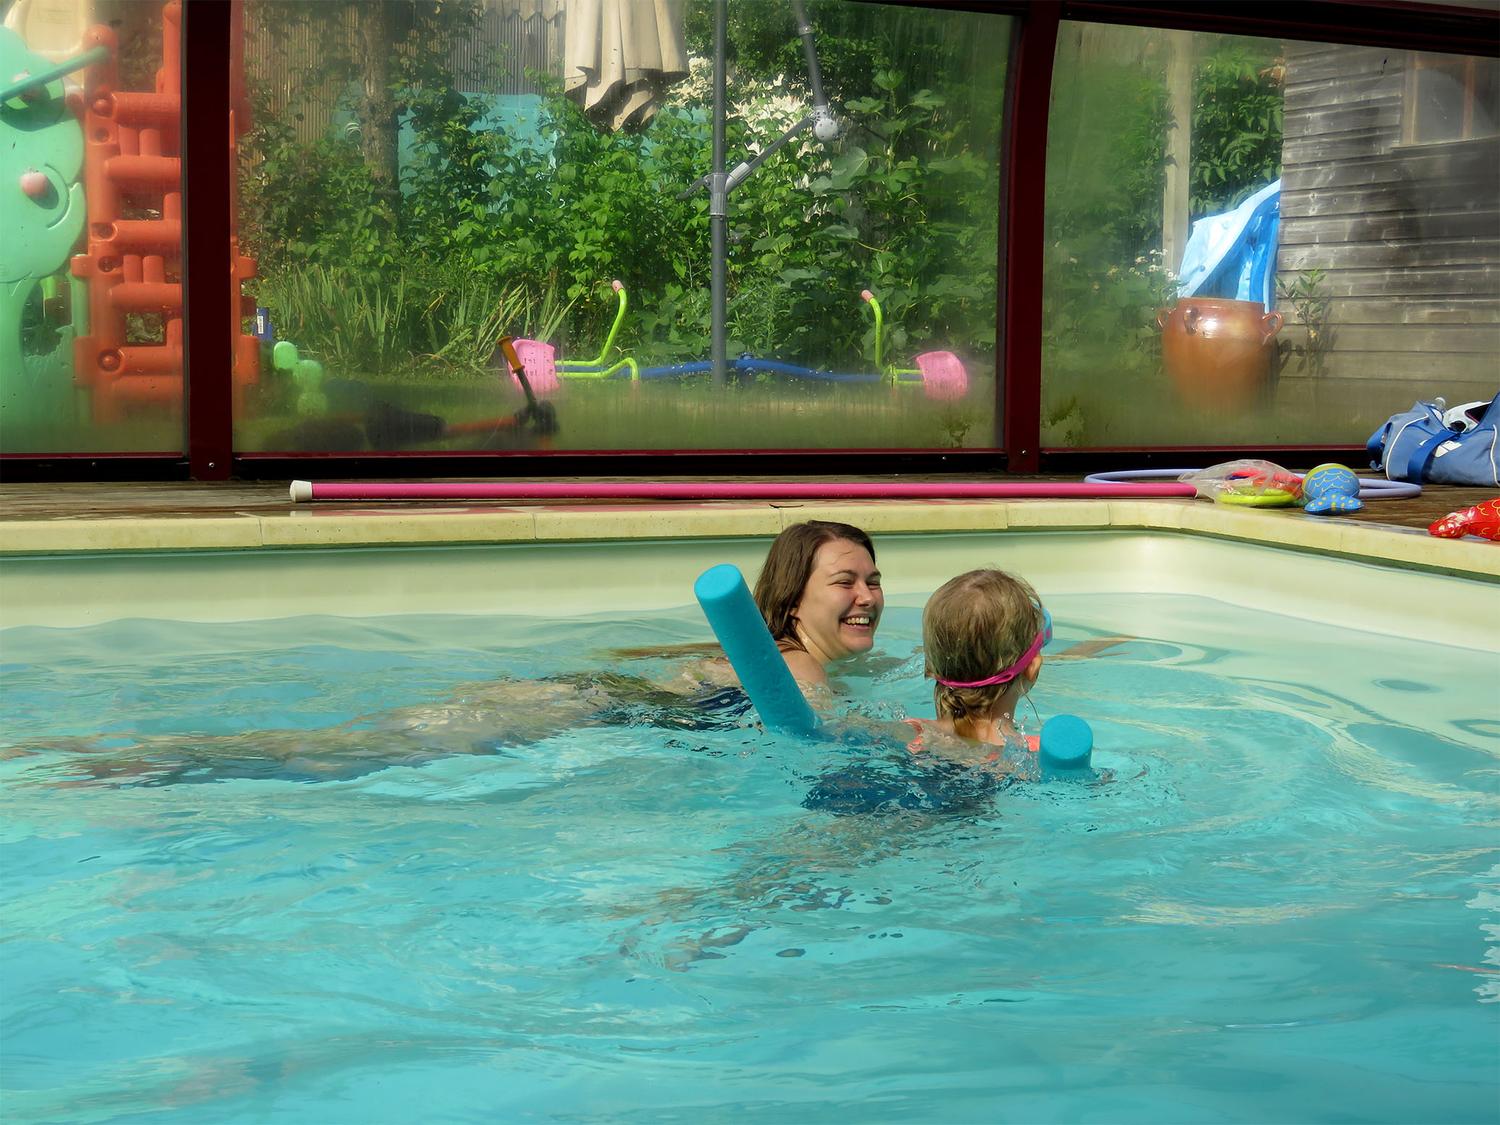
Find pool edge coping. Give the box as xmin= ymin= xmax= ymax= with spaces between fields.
xmin=1 ymin=499 xmax=1496 ymax=582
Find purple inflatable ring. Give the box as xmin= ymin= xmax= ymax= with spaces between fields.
xmin=1083 ymin=468 xmax=1421 ymax=500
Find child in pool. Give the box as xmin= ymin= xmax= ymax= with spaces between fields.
xmin=803 ymin=567 xmax=1049 ymax=813
xmin=905 ymin=567 xmax=1048 ymax=766
xmin=653 ymin=568 xmax=1058 ymax=953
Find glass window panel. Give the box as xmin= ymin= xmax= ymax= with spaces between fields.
xmin=1410 ymin=53 xmax=1500 ymax=143
xmin=1 ymin=0 xmax=184 ymax=455
xmin=237 ymin=0 xmax=1009 ymax=455
xmin=1042 ymin=25 xmax=1500 ymax=449
xmin=1473 ymin=57 xmax=1500 ymax=139
xmin=1413 ymin=59 xmax=1468 ymax=143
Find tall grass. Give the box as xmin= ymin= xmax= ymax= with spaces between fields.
xmin=257 ymin=264 xmax=570 ymax=378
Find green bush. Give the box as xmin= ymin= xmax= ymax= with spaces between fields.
xmin=1041 ymin=35 xmax=1283 ymax=358
xmin=243 ymin=3 xmax=1003 ymax=379
xmin=244 ymin=9 xmax=1279 ymax=398
xmin=241 ymin=116 xmax=400 ymax=278
xmin=1191 ymin=43 xmax=1284 ymax=214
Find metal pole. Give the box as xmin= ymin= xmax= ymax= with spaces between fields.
xmin=709 ymin=0 xmax=727 ymax=386
xmin=789 ymin=0 xmax=832 ymax=137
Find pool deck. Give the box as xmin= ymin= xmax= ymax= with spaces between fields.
xmin=1 ymin=477 xmax=1496 ymax=581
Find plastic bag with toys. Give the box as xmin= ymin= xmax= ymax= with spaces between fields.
xmin=1179 ymin=460 xmax=1305 ymax=508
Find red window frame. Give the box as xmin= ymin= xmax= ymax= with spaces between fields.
xmin=3 ymin=0 xmax=1494 ymax=482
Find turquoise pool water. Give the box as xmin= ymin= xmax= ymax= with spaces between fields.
xmin=2 ymin=592 xmax=1497 ymax=1123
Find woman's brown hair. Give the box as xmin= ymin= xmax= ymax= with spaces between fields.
xmin=753 ymin=521 xmax=876 ymax=652
xmin=922 ymin=568 xmax=1044 ymax=739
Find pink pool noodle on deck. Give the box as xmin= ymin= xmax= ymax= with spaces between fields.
xmin=289 ymin=481 xmax=1197 ymax=502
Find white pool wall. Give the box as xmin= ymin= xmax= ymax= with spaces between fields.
xmin=2 ymin=531 xmax=1497 ymax=655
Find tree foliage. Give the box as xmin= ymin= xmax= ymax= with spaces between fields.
xmin=241 ymin=4 xmax=1279 ymax=386
xmin=1190 ymin=43 xmax=1284 ymax=214
xmin=242 ymin=0 xmax=1005 ymax=373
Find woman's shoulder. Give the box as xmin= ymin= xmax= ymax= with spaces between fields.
xmin=779 ymin=647 xmax=829 ymax=688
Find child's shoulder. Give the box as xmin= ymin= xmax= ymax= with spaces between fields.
xmin=906 ymin=720 xmax=1037 ymax=771
xmin=904 ymin=718 xmax=981 ymax=761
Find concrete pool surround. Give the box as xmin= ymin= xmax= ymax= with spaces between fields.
xmin=1 ymin=474 xmax=1496 ymax=665
xmin=2 ymin=490 xmax=1494 ymax=588
xmin=2 ymin=526 xmax=1494 ymax=655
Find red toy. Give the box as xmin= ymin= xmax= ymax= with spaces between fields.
xmin=1428 ymin=499 xmax=1500 ymax=541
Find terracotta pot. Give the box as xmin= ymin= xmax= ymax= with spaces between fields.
xmin=1156 ymin=298 xmax=1284 ymax=410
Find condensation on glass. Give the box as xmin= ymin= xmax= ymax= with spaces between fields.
xmin=1 ymin=0 xmax=185 ymax=455
xmin=235 ymin=1 xmax=1011 ymax=455
xmin=1041 ymin=24 xmax=1500 ymax=448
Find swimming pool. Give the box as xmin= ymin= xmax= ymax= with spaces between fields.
xmin=2 ymin=533 xmax=1497 ymax=1123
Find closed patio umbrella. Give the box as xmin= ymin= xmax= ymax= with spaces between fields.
xmin=564 ymin=0 xmax=687 ymax=130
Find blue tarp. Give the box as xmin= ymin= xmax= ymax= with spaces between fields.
xmin=1176 ymin=179 xmax=1281 ymax=310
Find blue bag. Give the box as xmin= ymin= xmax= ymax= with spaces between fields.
xmin=1366 ymin=396 xmax=1499 ymax=486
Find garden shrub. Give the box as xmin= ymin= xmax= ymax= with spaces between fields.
xmin=243 ymin=3 xmax=1279 ymax=418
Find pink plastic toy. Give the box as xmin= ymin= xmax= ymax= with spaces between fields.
xmin=508 ymin=338 xmax=559 ymax=396
xmin=862 ymin=289 xmax=969 ymax=400
xmin=912 ymin=350 xmax=968 ymax=400
xmin=19 ymin=169 xmax=50 ymax=198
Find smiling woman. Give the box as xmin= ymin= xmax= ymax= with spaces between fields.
xmin=3 ymin=522 xmax=895 ymax=789
xmin=752 ymin=520 xmax=883 ymax=691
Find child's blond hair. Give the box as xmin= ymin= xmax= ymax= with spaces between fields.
xmin=922 ymin=568 xmax=1044 ymax=739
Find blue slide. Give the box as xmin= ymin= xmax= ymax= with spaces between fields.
xmin=1175 ymin=179 xmax=1281 ymax=310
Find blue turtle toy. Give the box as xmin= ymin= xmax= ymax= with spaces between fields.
xmin=1301 ymin=463 xmax=1363 ymax=515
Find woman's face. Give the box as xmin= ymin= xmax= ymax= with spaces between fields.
xmin=791 ymin=538 xmax=884 ymax=668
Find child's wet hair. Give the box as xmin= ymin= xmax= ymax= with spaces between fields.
xmin=922 ymin=568 xmax=1045 ymax=739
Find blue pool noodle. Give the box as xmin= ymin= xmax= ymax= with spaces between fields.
xmin=1039 ymin=714 xmax=1093 ymax=778
xmin=1034 ymin=621 xmax=1093 ymax=777
xmin=694 ymin=564 xmax=820 ymax=737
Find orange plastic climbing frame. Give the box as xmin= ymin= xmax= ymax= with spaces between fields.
xmin=70 ymin=1 xmax=257 ymax=424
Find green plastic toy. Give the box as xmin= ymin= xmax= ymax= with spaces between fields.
xmin=0 ymin=27 xmax=92 ymax=444
xmin=272 ymin=339 xmax=326 ymax=416
xmin=556 ymin=280 xmax=639 ymax=381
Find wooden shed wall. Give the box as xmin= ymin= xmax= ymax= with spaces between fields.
xmin=1278 ymin=41 xmax=1499 ymax=419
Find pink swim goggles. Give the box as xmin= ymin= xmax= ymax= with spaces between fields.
xmin=935 ymin=607 xmax=1052 ymax=689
